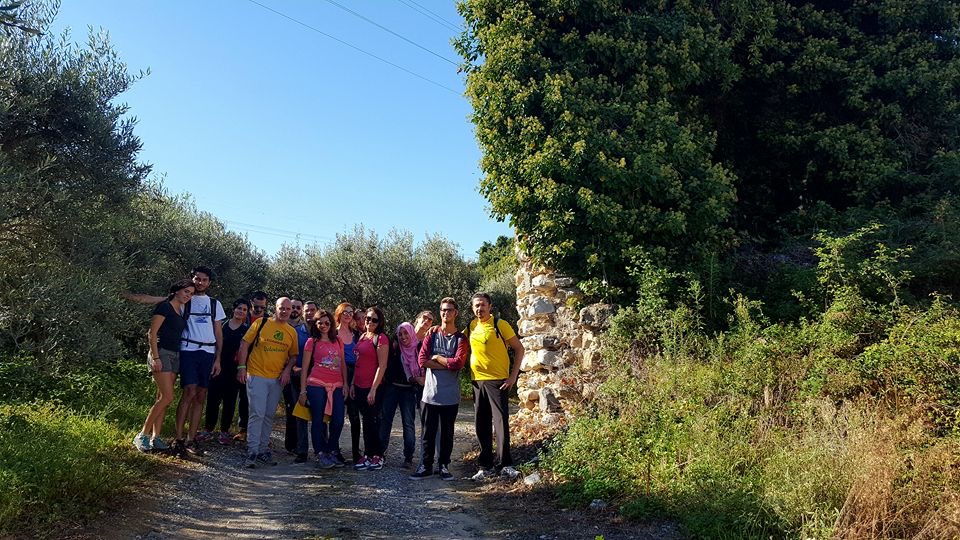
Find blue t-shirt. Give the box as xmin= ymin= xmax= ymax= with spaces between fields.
xmin=293 ymin=322 xmax=310 ymax=368
xmin=422 ymin=330 xmax=464 ymax=406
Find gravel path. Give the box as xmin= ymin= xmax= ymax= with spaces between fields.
xmin=75 ymin=401 xmax=680 ymax=540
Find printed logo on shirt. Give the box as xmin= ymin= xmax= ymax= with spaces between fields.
xmin=273 ymin=331 xmax=284 ymax=341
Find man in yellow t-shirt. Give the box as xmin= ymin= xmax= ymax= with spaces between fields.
xmin=236 ymin=297 xmax=299 ymax=467
xmin=468 ymin=292 xmax=525 ymax=481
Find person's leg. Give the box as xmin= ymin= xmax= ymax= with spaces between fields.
xmin=296 ymin=418 xmax=309 ymax=457
xmin=238 ymin=382 xmax=249 ymax=434
xmin=188 ymin=352 xmax=215 ymax=440
xmin=306 ymin=386 xmax=329 ymax=456
xmin=189 ymin=387 xmax=208 ymax=440
xmin=144 ymin=371 xmax=176 ymax=438
xmin=346 ymin=396 xmax=362 ymax=461
xmin=420 ymin=403 xmax=440 ymax=469
xmin=327 ymin=388 xmax=345 ymax=454
xmin=204 ymin=372 xmax=225 ymax=433
xmin=282 ymin=378 xmax=299 ymax=453
xmin=378 ymin=384 xmax=400 ymax=456
xmin=398 ymin=387 xmax=417 ymax=462
xmin=245 ymin=375 xmax=268 ymax=456
xmin=438 ymin=403 xmax=460 ymax=467
xmin=174 ymin=350 xmax=201 ymax=440
xmin=261 ymin=378 xmax=283 ymax=455
xmin=220 ymin=375 xmax=239 ymax=432
xmin=487 ymin=381 xmax=513 ymax=467
xmin=473 ymin=381 xmax=495 ymax=469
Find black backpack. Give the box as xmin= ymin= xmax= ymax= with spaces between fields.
xmin=180 ymin=297 xmax=220 ymax=347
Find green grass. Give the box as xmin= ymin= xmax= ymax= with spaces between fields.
xmin=0 ymin=357 xmax=158 ymax=535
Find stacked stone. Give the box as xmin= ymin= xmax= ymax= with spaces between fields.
xmin=512 ymin=251 xmax=615 ymax=438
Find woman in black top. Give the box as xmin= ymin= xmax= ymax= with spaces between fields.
xmin=133 ymin=279 xmax=194 ymax=452
xmin=202 ymin=298 xmax=251 ymax=444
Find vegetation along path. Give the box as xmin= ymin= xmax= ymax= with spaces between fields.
xmin=73 ymin=403 xmax=678 ymax=540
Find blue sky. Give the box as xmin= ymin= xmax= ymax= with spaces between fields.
xmin=51 ymin=0 xmax=512 ymax=259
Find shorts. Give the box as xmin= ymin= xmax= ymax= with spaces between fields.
xmin=179 ymin=349 xmax=215 ymax=388
xmin=148 ymin=348 xmax=179 ymax=373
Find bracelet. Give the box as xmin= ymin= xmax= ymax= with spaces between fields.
xmin=300 ymin=390 xmax=307 ymax=395
xmin=238 ymin=365 xmax=247 ymax=369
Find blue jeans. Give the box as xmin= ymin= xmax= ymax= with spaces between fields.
xmin=306 ymin=386 xmax=345 ymax=455
xmin=379 ymin=383 xmax=418 ymax=461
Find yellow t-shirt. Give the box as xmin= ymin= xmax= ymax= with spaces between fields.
xmin=468 ymin=317 xmax=516 ymax=381
xmin=242 ymin=318 xmax=299 ymax=379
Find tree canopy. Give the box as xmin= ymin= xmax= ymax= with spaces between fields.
xmin=456 ymin=0 xmax=960 ymax=310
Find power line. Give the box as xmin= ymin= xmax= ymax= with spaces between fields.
xmin=395 ymin=0 xmax=462 ymax=33
xmin=245 ymin=0 xmax=460 ymax=95
xmin=224 ymin=219 xmax=333 ymax=243
xmin=320 ymin=0 xmax=458 ymax=66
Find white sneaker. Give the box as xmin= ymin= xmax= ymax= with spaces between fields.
xmin=500 ymin=466 xmax=520 ymax=479
xmin=470 ymin=468 xmax=493 ymax=481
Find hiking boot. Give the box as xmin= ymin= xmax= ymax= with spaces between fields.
xmin=243 ymin=454 xmax=257 ymax=468
xmin=132 ymin=432 xmax=152 ymax=452
xmin=294 ymin=453 xmax=308 ymax=464
xmin=500 ymin=466 xmax=520 ymax=480
xmin=470 ymin=468 xmax=493 ymax=481
xmin=353 ymin=456 xmax=369 ymax=471
xmin=195 ymin=430 xmax=213 ymax=443
xmin=171 ymin=439 xmax=187 ymax=459
xmin=366 ymin=456 xmax=383 ymax=471
xmin=184 ymin=440 xmax=206 ymax=456
xmin=217 ymin=431 xmax=233 ymax=445
xmin=256 ymin=452 xmax=278 ymax=466
xmin=409 ymin=464 xmax=433 ymax=480
xmin=439 ymin=464 xmax=454 ymax=481
xmin=150 ymin=437 xmax=169 ymax=452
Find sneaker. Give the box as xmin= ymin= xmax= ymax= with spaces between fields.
xmin=217 ymin=431 xmax=233 ymax=445
xmin=171 ymin=439 xmax=187 ymax=458
xmin=132 ymin=432 xmax=152 ymax=452
xmin=333 ymin=451 xmax=346 ymax=467
xmin=195 ymin=430 xmax=214 ymax=443
xmin=184 ymin=440 xmax=206 ymax=456
xmin=256 ymin=452 xmax=278 ymax=466
xmin=470 ymin=468 xmax=493 ymax=481
xmin=233 ymin=431 xmax=247 ymax=442
xmin=500 ymin=466 xmax=520 ymax=480
xmin=439 ymin=464 xmax=454 ymax=481
xmin=294 ymin=453 xmax=308 ymax=464
xmin=244 ymin=454 xmax=257 ymax=468
xmin=318 ymin=453 xmax=336 ymax=469
xmin=150 ymin=437 xmax=169 ymax=452
xmin=401 ymin=458 xmax=413 ymax=470
xmin=409 ymin=464 xmax=433 ymax=479
xmin=366 ymin=456 xmax=383 ymax=471
xmin=353 ymin=456 xmax=369 ymax=471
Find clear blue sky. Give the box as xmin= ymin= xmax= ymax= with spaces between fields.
xmin=51 ymin=0 xmax=512 ymax=259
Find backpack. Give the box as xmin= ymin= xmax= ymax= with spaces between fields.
xmin=249 ymin=315 xmax=269 ymax=348
xmin=180 ymin=297 xmax=220 ymax=347
xmin=465 ymin=315 xmax=507 ymax=346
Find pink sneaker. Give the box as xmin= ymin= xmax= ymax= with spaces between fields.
xmin=217 ymin=431 xmax=232 ymax=445
xmin=367 ymin=455 xmax=383 ymax=470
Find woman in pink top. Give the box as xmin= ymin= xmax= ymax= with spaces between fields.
xmin=299 ymin=309 xmax=348 ymax=469
xmin=350 ymin=306 xmax=389 ymax=470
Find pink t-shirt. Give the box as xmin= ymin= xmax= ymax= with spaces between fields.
xmin=353 ymin=333 xmax=388 ymax=388
xmin=304 ymin=338 xmax=344 ymax=387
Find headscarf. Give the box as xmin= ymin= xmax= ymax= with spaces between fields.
xmin=397 ymin=322 xmax=419 ymax=379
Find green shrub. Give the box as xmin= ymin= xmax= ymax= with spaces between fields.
xmin=0 ymin=403 xmax=152 ymax=534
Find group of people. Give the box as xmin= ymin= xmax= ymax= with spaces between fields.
xmin=131 ymin=266 xmax=526 ymax=481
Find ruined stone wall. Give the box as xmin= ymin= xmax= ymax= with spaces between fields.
xmin=512 ymin=251 xmax=616 ymax=439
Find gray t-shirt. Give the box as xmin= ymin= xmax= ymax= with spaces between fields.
xmin=422 ymin=329 xmax=464 ymax=406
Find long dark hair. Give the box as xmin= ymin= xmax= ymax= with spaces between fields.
xmin=166 ymin=279 xmax=195 ymax=301
xmin=364 ymin=306 xmax=386 ymax=335
xmin=310 ymin=309 xmax=337 ymax=341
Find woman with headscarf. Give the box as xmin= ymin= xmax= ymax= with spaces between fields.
xmin=379 ymin=321 xmax=424 ymax=469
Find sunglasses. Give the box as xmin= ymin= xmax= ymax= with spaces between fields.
xmin=365 ymin=316 xmax=379 ymax=323
xmin=317 ymin=320 xmax=331 ymax=326
xmin=252 ymin=306 xmax=265 ymax=312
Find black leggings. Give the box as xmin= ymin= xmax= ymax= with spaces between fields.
xmin=204 ymin=370 xmax=240 ymax=432
xmin=353 ymin=386 xmax=382 ymax=458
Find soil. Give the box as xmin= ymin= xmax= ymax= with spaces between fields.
xmin=66 ymin=402 xmax=682 ymax=540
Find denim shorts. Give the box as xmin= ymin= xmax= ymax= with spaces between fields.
xmin=179 ymin=350 xmax=215 ymax=388
xmin=147 ymin=348 xmax=179 ymax=373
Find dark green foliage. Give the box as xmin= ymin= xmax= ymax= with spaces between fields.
xmin=457 ymin=0 xmax=960 ymax=312
xmin=476 ymin=235 xmax=520 ymax=322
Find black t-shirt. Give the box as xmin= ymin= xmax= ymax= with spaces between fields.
xmin=153 ymin=301 xmax=186 ymax=351
xmin=220 ymin=320 xmax=249 ymax=375
xmin=385 ymin=339 xmax=410 ymax=386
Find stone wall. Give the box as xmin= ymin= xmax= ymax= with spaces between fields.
xmin=511 ymin=251 xmax=616 ymax=440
